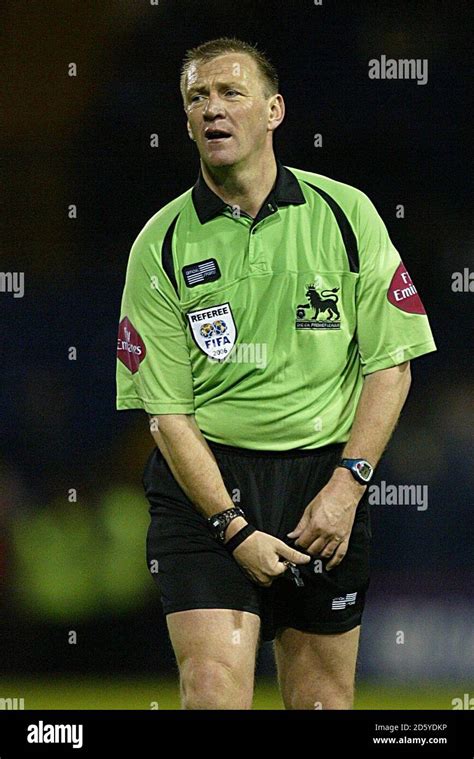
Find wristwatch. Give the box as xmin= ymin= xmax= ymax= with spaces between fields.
xmin=337 ymin=458 xmax=374 ymax=485
xmin=207 ymin=506 xmax=246 ymax=543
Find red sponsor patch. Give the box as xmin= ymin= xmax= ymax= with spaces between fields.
xmin=387 ymin=262 xmax=426 ymax=314
xmin=117 ymin=317 xmax=146 ymax=373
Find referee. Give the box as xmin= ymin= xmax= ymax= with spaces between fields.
xmin=116 ymin=37 xmax=436 ymax=709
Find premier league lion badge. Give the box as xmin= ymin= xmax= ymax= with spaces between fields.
xmin=186 ymin=302 xmax=237 ymax=360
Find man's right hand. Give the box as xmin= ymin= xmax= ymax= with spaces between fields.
xmin=230 ymin=529 xmax=311 ymax=587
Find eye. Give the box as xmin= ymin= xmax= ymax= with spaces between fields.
xmin=190 ymin=94 xmax=204 ymax=103
xmin=225 ymin=89 xmax=239 ymax=97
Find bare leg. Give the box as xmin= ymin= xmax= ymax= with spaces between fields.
xmin=166 ymin=608 xmax=261 ymax=709
xmin=274 ymin=625 xmax=361 ymax=709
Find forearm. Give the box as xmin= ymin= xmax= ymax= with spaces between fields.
xmin=292 ymin=362 xmax=413 ymax=557
xmin=342 ymin=361 xmax=412 ymax=466
xmin=148 ymin=414 xmax=245 ymax=534
xmin=329 ymin=361 xmax=411 ymax=495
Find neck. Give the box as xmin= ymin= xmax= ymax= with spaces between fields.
xmin=200 ymin=150 xmax=277 ymax=218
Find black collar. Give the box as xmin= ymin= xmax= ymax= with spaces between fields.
xmin=191 ymin=158 xmax=306 ymax=224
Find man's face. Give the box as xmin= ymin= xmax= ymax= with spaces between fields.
xmin=184 ymin=53 xmax=281 ymax=168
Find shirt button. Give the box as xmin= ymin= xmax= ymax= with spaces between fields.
xmin=267 ymin=203 xmax=274 ymax=211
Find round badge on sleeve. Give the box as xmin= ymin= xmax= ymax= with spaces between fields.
xmin=186 ymin=302 xmax=237 ymax=361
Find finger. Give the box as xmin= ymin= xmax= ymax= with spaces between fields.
xmin=326 ymin=540 xmax=349 ymax=570
xmin=277 ymin=542 xmax=311 ymax=564
xmin=305 ymin=536 xmax=331 ymax=555
xmin=319 ymin=538 xmax=343 ymax=559
xmin=273 ymin=561 xmax=291 ymax=576
xmin=294 ymin=526 xmax=323 ymax=550
xmin=286 ymin=528 xmax=301 ymax=538
xmin=262 ymin=558 xmax=289 ymax=579
xmin=287 ymin=514 xmax=309 ymax=538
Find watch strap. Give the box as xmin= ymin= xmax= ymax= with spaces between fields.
xmin=224 ymin=524 xmax=256 ymax=554
xmin=208 ymin=506 xmax=245 ymax=542
xmin=338 ymin=458 xmax=373 ymax=484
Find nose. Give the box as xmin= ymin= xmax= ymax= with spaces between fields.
xmin=203 ymin=92 xmax=225 ymax=119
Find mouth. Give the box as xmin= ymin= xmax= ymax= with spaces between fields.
xmin=204 ymin=128 xmax=232 ymax=142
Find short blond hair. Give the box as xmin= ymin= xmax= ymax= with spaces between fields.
xmin=180 ymin=36 xmax=279 ymax=103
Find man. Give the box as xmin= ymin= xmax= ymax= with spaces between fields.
xmin=116 ymin=37 xmax=436 ymax=709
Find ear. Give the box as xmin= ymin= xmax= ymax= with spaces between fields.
xmin=268 ymin=94 xmax=285 ymax=133
xmin=186 ymin=117 xmax=195 ymax=141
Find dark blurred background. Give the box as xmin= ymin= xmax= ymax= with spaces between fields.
xmin=1 ymin=0 xmax=472 ymax=708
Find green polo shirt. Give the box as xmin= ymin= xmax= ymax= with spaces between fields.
xmin=116 ymin=158 xmax=436 ymax=450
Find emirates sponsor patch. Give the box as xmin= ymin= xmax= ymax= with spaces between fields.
xmin=117 ymin=316 xmax=146 ymax=373
xmin=387 ymin=263 xmax=426 ymax=314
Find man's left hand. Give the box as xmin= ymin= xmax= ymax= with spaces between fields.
xmin=287 ymin=468 xmax=366 ymax=570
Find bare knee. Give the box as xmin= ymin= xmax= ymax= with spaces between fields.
xmin=276 ymin=627 xmax=360 ymax=710
xmin=179 ymin=658 xmax=253 ymax=710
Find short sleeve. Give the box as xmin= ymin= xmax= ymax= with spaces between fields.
xmin=116 ymin=233 xmax=194 ymax=414
xmin=355 ymin=193 xmax=437 ymax=375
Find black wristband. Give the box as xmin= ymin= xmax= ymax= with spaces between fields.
xmin=224 ymin=524 xmax=256 ymax=554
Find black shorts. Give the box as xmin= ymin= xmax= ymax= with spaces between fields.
xmin=143 ymin=439 xmax=371 ymax=643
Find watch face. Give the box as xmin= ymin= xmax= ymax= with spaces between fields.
xmin=355 ymin=461 xmax=372 ymax=482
